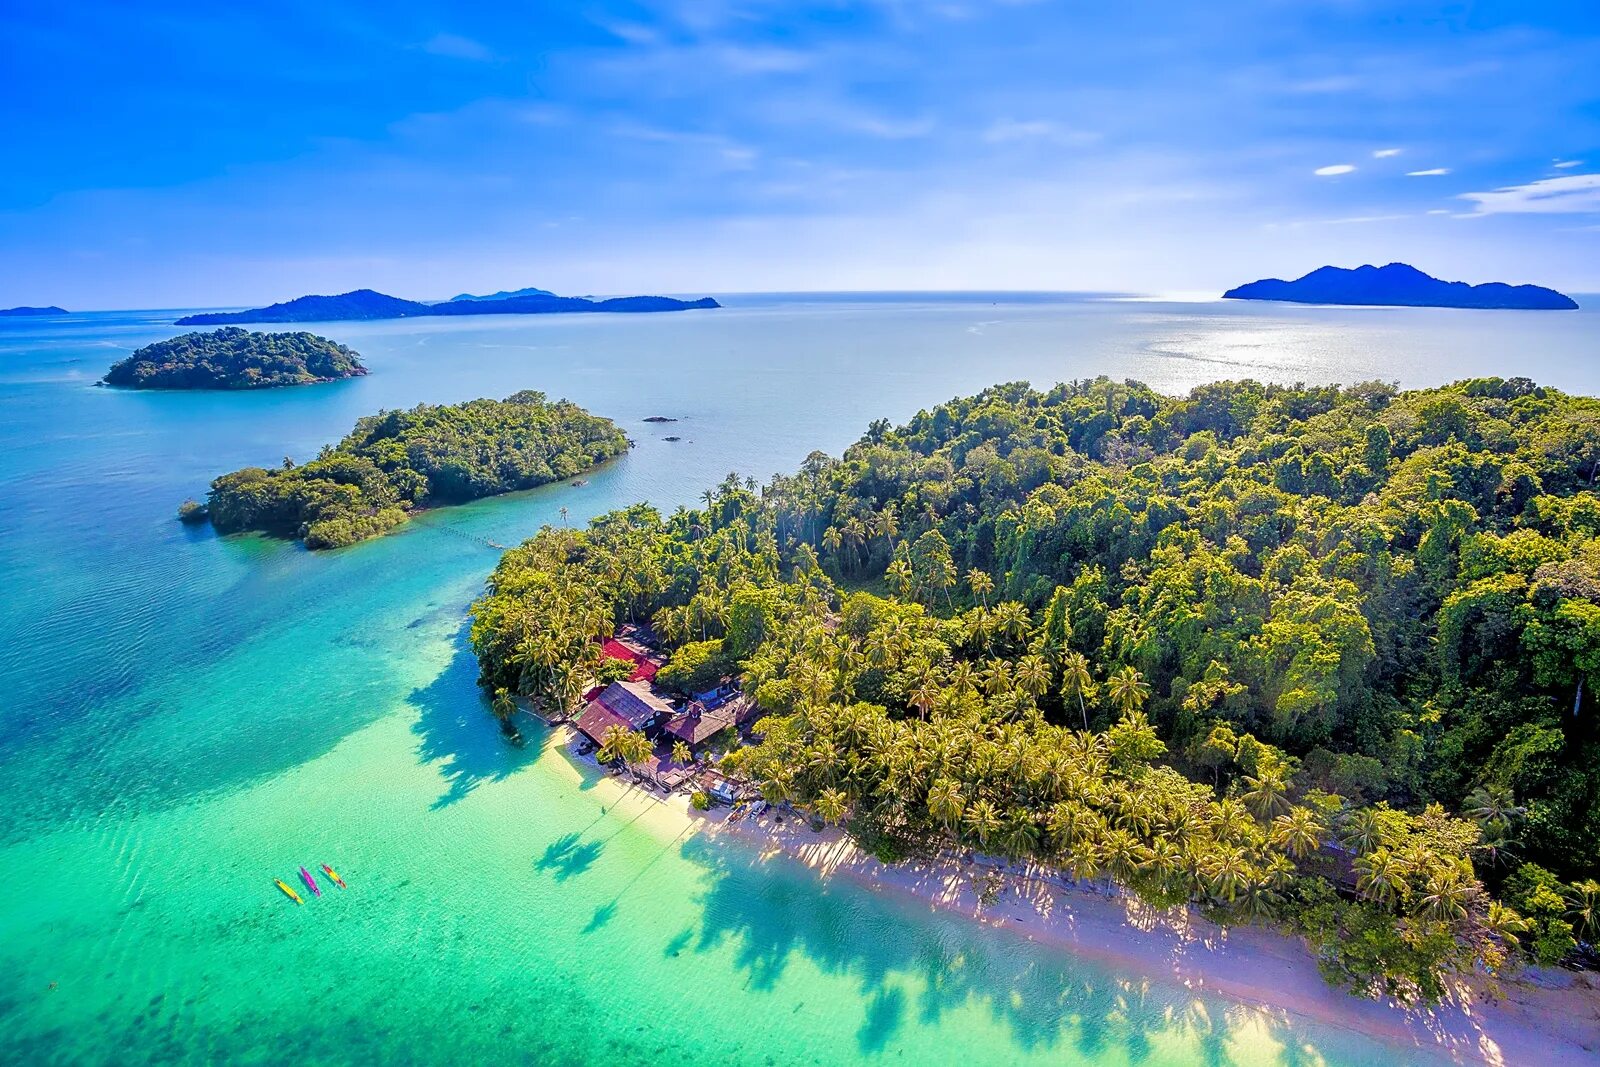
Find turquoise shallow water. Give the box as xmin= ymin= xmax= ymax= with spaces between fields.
xmin=3 ymin=294 xmax=1597 ymax=1065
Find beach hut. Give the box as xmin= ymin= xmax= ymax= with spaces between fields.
xmin=573 ymin=680 xmax=676 ymax=746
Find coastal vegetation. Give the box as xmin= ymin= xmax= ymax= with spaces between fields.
xmin=103 ymin=327 xmax=366 ymax=389
xmin=470 ymin=376 xmax=1600 ymax=1002
xmin=202 ymin=391 xmax=628 ymax=549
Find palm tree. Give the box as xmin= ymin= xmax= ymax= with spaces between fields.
xmin=992 ymin=601 xmax=1030 ymax=645
xmin=927 ymin=777 xmax=965 ymax=832
xmin=1106 ymin=665 xmax=1149 ymax=715
xmin=1205 ymin=848 xmax=1252 ymax=903
xmin=1482 ymin=900 xmax=1530 ymax=950
xmin=946 ymin=660 xmax=977 ymax=697
xmin=1269 ymin=807 xmax=1323 ymax=860
xmin=1340 ymin=807 xmax=1386 ymax=855
xmin=1566 ymin=879 xmax=1600 ymax=943
xmin=1015 ymin=655 xmax=1052 ymax=700
xmin=962 ymin=798 xmax=1001 ymax=848
xmin=1353 ymin=847 xmax=1408 ymax=906
xmin=1464 ymin=785 xmax=1525 ymax=827
xmin=967 ymin=568 xmax=994 ymax=608
xmin=1417 ymin=866 xmax=1477 ymax=922
xmin=908 ymin=674 xmax=940 ymax=720
xmin=1241 ymin=769 xmax=1292 ymax=821
xmin=999 ymin=810 xmax=1041 ymax=859
xmin=1101 ymin=829 xmax=1149 ymax=888
xmin=596 ymin=724 xmax=633 ymax=766
xmin=1060 ymin=652 xmax=1096 ymax=730
xmin=886 ymin=558 xmax=914 ymax=598
xmin=671 ymin=739 xmax=694 ymax=767
xmin=979 ymin=659 xmax=1013 ymax=697
xmin=815 ymin=787 xmax=849 ymax=826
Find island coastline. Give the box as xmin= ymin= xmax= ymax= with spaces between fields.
xmin=546 ymin=722 xmax=1600 ymax=1066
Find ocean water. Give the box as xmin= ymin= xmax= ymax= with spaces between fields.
xmin=2 ymin=293 xmax=1596 ymax=1066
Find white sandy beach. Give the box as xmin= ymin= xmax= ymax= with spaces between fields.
xmin=554 ymin=728 xmax=1600 ymax=1067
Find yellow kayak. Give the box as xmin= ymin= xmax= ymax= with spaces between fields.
xmin=275 ymin=878 xmax=304 ymax=905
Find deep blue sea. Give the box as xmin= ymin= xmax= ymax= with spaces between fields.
xmin=1 ymin=292 xmax=1595 ymax=1065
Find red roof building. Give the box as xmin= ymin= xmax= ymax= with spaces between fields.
xmin=600 ymin=638 xmax=661 ymax=683
xmin=573 ymin=680 xmax=676 ymax=746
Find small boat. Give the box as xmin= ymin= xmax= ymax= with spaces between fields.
xmin=299 ymin=866 xmax=321 ymax=897
xmin=320 ymin=864 xmax=347 ymax=889
xmin=275 ymin=879 xmax=304 ymax=905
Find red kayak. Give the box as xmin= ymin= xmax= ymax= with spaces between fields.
xmin=299 ymin=866 xmax=321 ymax=897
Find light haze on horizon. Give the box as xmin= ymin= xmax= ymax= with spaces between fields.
xmin=2 ymin=0 xmax=1598 ymax=309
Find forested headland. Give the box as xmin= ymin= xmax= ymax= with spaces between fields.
xmin=103 ymin=327 xmax=366 ymax=389
xmin=200 ymin=391 xmax=628 ymax=548
xmin=470 ymin=376 xmax=1600 ymax=1001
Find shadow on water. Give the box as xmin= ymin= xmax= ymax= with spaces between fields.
xmin=536 ymin=832 xmax=604 ymax=881
xmin=672 ymin=833 xmax=1364 ymax=1065
xmin=409 ymin=632 xmax=532 ymax=808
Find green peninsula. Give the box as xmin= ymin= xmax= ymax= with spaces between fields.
xmin=104 ymin=327 xmax=366 ymax=389
xmin=472 ymin=376 xmax=1600 ymax=1002
xmin=203 ymin=391 xmax=628 ymax=548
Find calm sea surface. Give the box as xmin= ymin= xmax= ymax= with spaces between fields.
xmin=3 ymin=293 xmax=1596 ymax=1065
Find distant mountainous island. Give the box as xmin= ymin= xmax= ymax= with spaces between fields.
xmin=174 ymin=288 xmax=720 ymax=326
xmin=449 ymin=285 xmax=555 ymax=302
xmin=104 ymin=327 xmax=366 ymax=390
xmin=1223 ymin=263 xmax=1578 ymax=310
xmin=0 ymin=305 xmax=68 ymax=317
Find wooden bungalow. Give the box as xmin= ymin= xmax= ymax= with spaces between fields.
xmin=573 ymin=680 xmax=677 ymax=746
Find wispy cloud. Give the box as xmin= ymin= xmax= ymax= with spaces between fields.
xmin=1314 ymin=164 xmax=1356 ymax=176
xmin=1554 ymin=160 xmax=1585 ymax=169
xmin=421 ymin=33 xmax=495 ymax=62
xmin=1459 ymin=173 xmax=1600 ymax=215
xmin=1372 ymin=147 xmax=1402 ymax=158
xmin=1407 ymin=167 xmax=1450 ymax=176
xmin=981 ymin=119 xmax=1099 ymax=147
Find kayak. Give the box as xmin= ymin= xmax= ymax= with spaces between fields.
xmin=320 ymin=864 xmax=347 ymax=889
xmin=299 ymin=866 xmax=321 ymax=897
xmin=275 ymin=879 xmax=303 ymax=905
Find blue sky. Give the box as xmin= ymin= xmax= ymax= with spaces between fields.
xmin=2 ymin=0 xmax=1598 ymax=308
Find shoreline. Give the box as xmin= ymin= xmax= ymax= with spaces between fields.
xmin=549 ymin=727 xmax=1600 ymax=1066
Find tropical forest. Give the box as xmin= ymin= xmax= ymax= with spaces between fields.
xmin=198 ymin=391 xmax=629 ymax=548
xmin=469 ymin=376 xmax=1600 ymax=1002
xmin=103 ymin=327 xmax=367 ymax=389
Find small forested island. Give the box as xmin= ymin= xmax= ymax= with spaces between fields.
xmin=103 ymin=327 xmax=366 ymax=390
xmin=201 ymin=391 xmax=628 ymax=548
xmin=472 ymin=376 xmax=1600 ymax=1003
xmin=1224 ymin=263 xmax=1578 ymax=310
xmin=174 ymin=288 xmax=720 ymax=326
xmin=0 ymin=305 xmax=68 ymax=316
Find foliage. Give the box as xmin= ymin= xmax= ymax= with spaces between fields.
xmin=203 ymin=391 xmax=628 ymax=549
xmin=470 ymin=376 xmax=1600 ymax=998
xmin=104 ymin=327 xmax=366 ymax=389
xmin=657 ymin=639 xmax=735 ymax=696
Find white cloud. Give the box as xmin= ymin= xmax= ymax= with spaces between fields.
xmin=1426 ymin=209 xmax=1451 ymax=215
xmin=1373 ymin=148 xmax=1403 ymax=158
xmin=1407 ymin=168 xmax=1450 ymax=176
xmin=981 ymin=119 xmax=1099 ymax=147
xmin=1459 ymin=173 xmax=1600 ymax=215
xmin=421 ymin=33 xmax=495 ymax=61
xmin=1314 ymin=164 xmax=1356 ymax=176
xmin=1554 ymin=160 xmax=1585 ymax=169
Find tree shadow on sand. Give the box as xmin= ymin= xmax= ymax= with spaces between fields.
xmin=409 ymin=630 xmax=535 ymax=809
xmin=669 ymin=834 xmax=1365 ymax=1064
